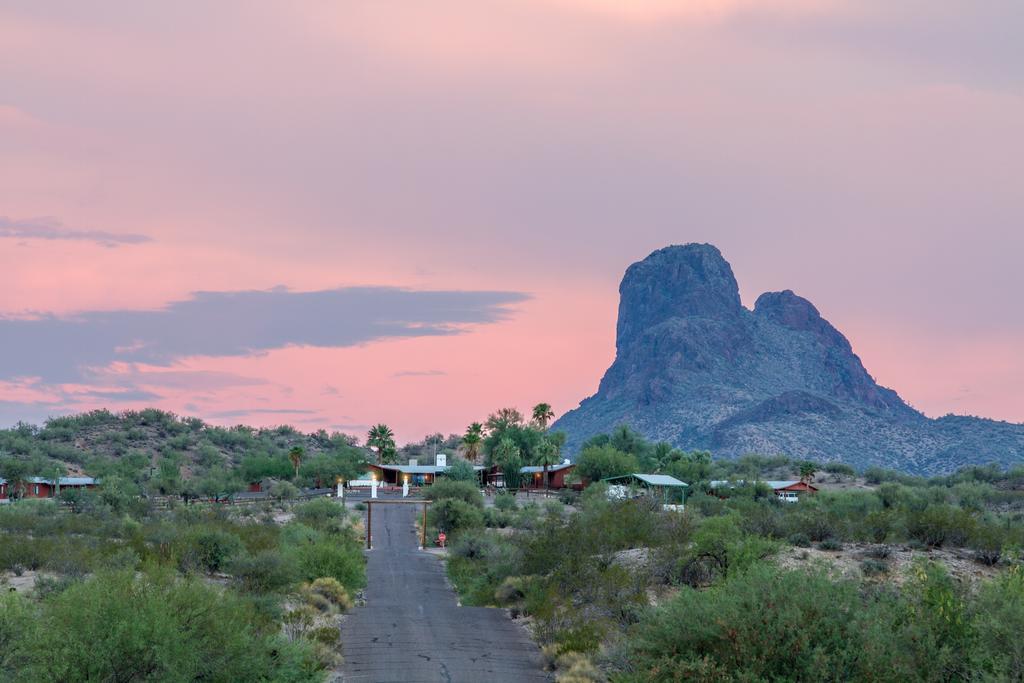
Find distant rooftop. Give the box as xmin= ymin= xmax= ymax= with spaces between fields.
xmin=371 ymin=464 xmax=485 ymax=474
xmin=709 ymin=480 xmax=803 ymax=490
xmin=520 ymin=463 xmax=574 ymax=474
xmin=604 ymin=473 xmax=688 ymax=487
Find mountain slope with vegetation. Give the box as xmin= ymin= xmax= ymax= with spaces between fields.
xmin=0 ymin=409 xmax=368 ymax=499
xmin=554 ymin=244 xmax=1024 ymax=475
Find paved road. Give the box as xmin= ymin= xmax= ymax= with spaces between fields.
xmin=340 ymin=501 xmax=550 ymax=682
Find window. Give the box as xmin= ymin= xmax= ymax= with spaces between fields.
xmin=33 ymin=485 xmax=39 ymax=495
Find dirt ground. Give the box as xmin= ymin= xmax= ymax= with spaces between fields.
xmin=775 ymin=541 xmax=1002 ymax=587
xmin=1 ymin=570 xmax=57 ymax=595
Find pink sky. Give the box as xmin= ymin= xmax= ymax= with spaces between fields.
xmin=1 ymin=1 xmax=1022 ymax=442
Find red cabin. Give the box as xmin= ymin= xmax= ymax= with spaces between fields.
xmin=0 ymin=477 xmax=98 ymax=500
xmin=520 ymin=464 xmax=576 ymax=490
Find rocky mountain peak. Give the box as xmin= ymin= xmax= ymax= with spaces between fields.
xmin=754 ymin=289 xmax=848 ymax=351
xmin=615 ymin=243 xmax=743 ymax=352
xmin=553 ymin=244 xmax=1024 ymax=474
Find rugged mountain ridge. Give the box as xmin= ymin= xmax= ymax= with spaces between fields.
xmin=554 ymin=244 xmax=1024 ymax=475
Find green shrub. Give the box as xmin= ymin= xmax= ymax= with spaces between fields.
xmin=623 ymin=565 xmax=915 ymax=681
xmin=877 ymin=482 xmax=903 ymax=508
xmin=425 ymin=479 xmax=484 ymax=507
xmin=861 ymin=558 xmax=889 ymax=577
xmin=229 ymin=551 xmax=298 ymax=594
xmin=269 ymin=481 xmax=300 ymax=501
xmin=293 ymin=498 xmax=346 ymax=530
xmin=483 ymin=507 xmax=514 ymax=528
xmin=557 ymin=489 xmax=579 ymax=507
xmin=787 ymin=532 xmax=811 ymax=548
xmin=670 ymin=514 xmax=776 ymax=585
xmin=863 ymin=509 xmax=899 ymax=543
xmin=306 ymin=577 xmax=354 ymax=612
xmin=291 ymin=540 xmax=365 ymax=591
xmin=451 ymin=532 xmax=499 ymax=560
xmin=818 ymin=538 xmax=843 ymax=551
xmin=906 ymin=505 xmax=976 ymax=548
xmin=178 ymin=528 xmax=245 ymax=573
xmin=11 ymin=570 xmax=322 ymax=682
xmin=494 ymin=492 xmax=517 ymax=511
xmin=866 ymin=545 xmax=892 ymax=559
xmin=971 ymin=521 xmax=1007 ymax=566
xmin=823 ymin=462 xmax=856 ymax=476
xmin=429 ymin=498 xmax=485 ymax=534
xmin=0 ymin=592 xmax=36 ymax=669
xmin=786 ymin=508 xmax=836 ymax=543
xmin=972 ymin=567 xmax=1024 ymax=679
xmin=494 ymin=576 xmax=528 ymax=604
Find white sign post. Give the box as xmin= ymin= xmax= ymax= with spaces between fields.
xmin=371 ymin=477 xmax=378 ymax=499
xmin=402 ymin=478 xmax=409 ymax=498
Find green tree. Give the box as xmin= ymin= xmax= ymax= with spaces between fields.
xmin=445 ymin=459 xmax=478 ymax=483
xmin=531 ymin=403 xmax=555 ymax=430
xmin=799 ymin=461 xmax=818 ymax=483
xmin=493 ymin=437 xmax=524 ymax=490
xmin=485 ymin=408 xmax=524 ymax=436
xmin=289 ymin=446 xmax=304 ymax=481
xmin=300 ymin=450 xmax=366 ymax=488
xmin=0 ymin=457 xmax=30 ymax=500
xmin=153 ymin=454 xmax=183 ymax=496
xmin=366 ymin=424 xmax=396 ymax=464
xmin=461 ymin=422 xmax=484 ymax=463
xmin=663 ymin=450 xmax=712 ymax=484
xmin=197 ymin=471 xmax=242 ymax=502
xmin=575 ymin=444 xmax=638 ymax=483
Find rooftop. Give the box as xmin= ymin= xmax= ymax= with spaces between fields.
xmin=520 ymin=464 xmax=575 ymax=474
xmin=709 ymin=480 xmax=806 ymax=490
xmin=371 ymin=464 xmax=485 ymax=474
xmin=604 ymin=473 xmax=688 ymax=487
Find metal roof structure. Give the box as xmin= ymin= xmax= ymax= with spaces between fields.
xmin=59 ymin=477 xmax=97 ymax=486
xmin=519 ymin=463 xmax=575 ymax=474
xmin=371 ymin=464 xmax=485 ymax=475
xmin=604 ymin=473 xmax=688 ymax=487
xmin=16 ymin=476 xmax=98 ymax=485
xmin=709 ymin=480 xmax=802 ymax=490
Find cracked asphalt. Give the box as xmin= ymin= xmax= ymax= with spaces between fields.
xmin=340 ymin=498 xmax=551 ymax=682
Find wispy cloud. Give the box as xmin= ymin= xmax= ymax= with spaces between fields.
xmin=393 ymin=370 xmax=447 ymax=378
xmin=0 ymin=216 xmax=152 ymax=248
xmin=207 ymin=407 xmax=318 ymax=419
xmin=0 ymin=286 xmax=529 ymax=384
xmin=62 ymin=388 xmax=163 ymax=402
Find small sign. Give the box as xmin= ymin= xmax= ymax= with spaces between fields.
xmin=438 ymin=532 xmax=447 ymax=548
xmin=436 ymin=453 xmax=447 ymax=467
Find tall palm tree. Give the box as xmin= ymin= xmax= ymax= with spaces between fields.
xmin=367 ymin=424 xmax=396 ymax=464
xmin=288 ymin=446 xmax=304 ymax=481
xmin=534 ymin=437 xmax=560 ymax=492
xmin=461 ymin=422 xmax=484 ymax=463
xmin=531 ymin=403 xmax=555 ymax=430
